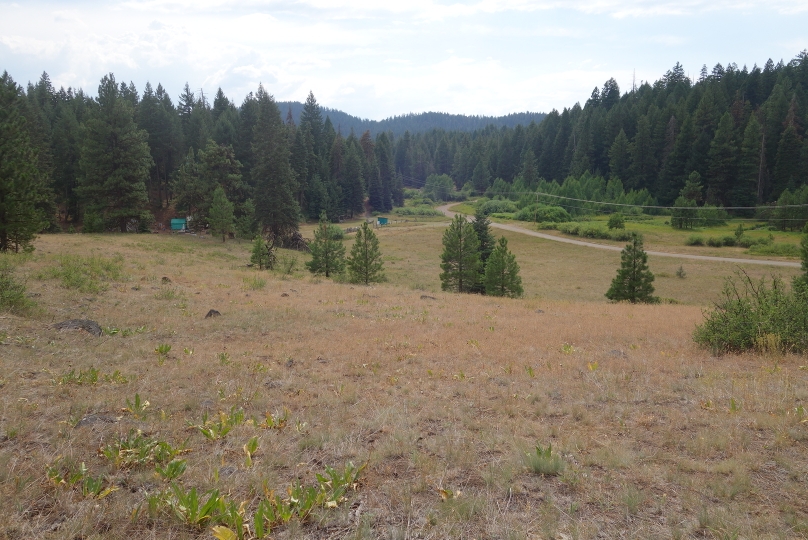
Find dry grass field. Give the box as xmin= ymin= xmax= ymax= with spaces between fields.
xmin=1 ymin=230 xmax=807 ymax=540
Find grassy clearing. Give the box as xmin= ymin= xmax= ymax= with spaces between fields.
xmin=0 ymin=232 xmax=806 ymax=539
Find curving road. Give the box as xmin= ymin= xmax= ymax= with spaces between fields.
xmin=437 ymin=203 xmax=801 ymax=268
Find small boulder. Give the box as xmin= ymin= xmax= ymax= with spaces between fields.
xmin=205 ymin=309 xmax=221 ymax=319
xmin=161 ymin=276 xmax=172 ymax=284
xmin=53 ymin=319 xmax=103 ymax=337
xmin=420 ymin=295 xmax=437 ymax=300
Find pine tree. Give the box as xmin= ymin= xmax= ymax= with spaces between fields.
xmin=346 ymin=222 xmax=385 ymax=285
xmin=77 ymin=73 xmax=152 ymax=233
xmin=772 ymin=123 xmax=802 ymax=196
xmin=734 ymin=114 xmax=763 ymax=208
xmin=608 ymin=129 xmax=630 ymax=181
xmin=208 ymin=185 xmax=234 ymax=242
xmin=705 ymin=112 xmax=736 ymax=205
xmin=306 ymin=212 xmax=345 ymax=278
xmin=250 ymin=234 xmax=275 ymax=270
xmin=628 ymin=116 xmax=657 ymax=190
xmin=0 ymin=73 xmax=51 ymax=252
xmin=605 ymin=234 xmax=658 ymax=303
xmin=440 ymin=214 xmax=480 ymax=293
xmin=471 ymin=208 xmax=495 ymax=294
xmin=342 ymin=145 xmax=365 ymax=218
xmin=484 ymin=236 xmax=523 ymax=298
xmin=252 ymin=86 xmax=300 ymax=238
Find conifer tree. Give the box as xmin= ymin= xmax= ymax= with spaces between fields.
xmin=77 ymin=73 xmax=152 ymax=233
xmin=0 ymin=73 xmax=50 ymax=252
xmin=342 ymin=145 xmax=365 ymax=218
xmin=252 ymin=86 xmax=299 ymax=238
xmin=208 ymin=185 xmax=234 ymax=242
xmin=734 ymin=114 xmax=763 ymax=208
xmin=440 ymin=214 xmax=480 ymax=293
xmin=484 ymin=236 xmax=523 ymax=298
xmin=605 ymin=234 xmax=658 ymax=303
xmin=306 ymin=212 xmax=345 ymax=278
xmin=250 ymin=234 xmax=275 ymax=270
xmin=346 ymin=222 xmax=385 ymax=285
xmin=471 ymin=208 xmax=495 ymax=294
xmin=705 ymin=112 xmax=736 ymax=205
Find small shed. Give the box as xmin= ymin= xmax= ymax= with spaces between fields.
xmin=170 ymin=218 xmax=187 ymax=231
xmin=377 ymin=217 xmax=389 ymax=226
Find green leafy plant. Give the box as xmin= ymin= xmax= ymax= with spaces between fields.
xmin=46 ymin=458 xmax=117 ymax=499
xmin=191 ymin=407 xmax=245 ymax=440
xmin=525 ymin=443 xmax=564 ymax=476
xmin=55 ymin=366 xmax=127 ymax=385
xmin=244 ymin=436 xmax=260 ymax=468
xmin=258 ymin=408 xmax=289 ymax=429
xmin=167 ymin=484 xmax=225 ymax=529
xmin=155 ymin=459 xmax=187 ymax=481
xmin=100 ymin=430 xmax=184 ymax=469
xmin=124 ymin=393 xmax=150 ymax=418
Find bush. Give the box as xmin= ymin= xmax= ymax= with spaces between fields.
xmin=0 ymin=257 xmax=32 ymax=314
xmin=82 ymin=212 xmax=105 ymax=233
xmin=392 ymin=206 xmax=443 ymax=217
xmin=694 ymin=272 xmax=808 ymax=354
xmin=478 ymin=200 xmax=517 ymax=215
xmin=607 ymin=213 xmax=625 ymax=229
xmin=685 ymin=235 xmax=704 ymax=246
xmin=513 ymin=204 xmax=571 ymax=223
xmin=706 ymin=237 xmax=723 ymax=247
xmin=721 ymin=236 xmax=736 ymax=247
xmin=748 ymin=243 xmax=801 ymax=257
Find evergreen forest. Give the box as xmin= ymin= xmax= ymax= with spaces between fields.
xmin=3 ymin=51 xmax=808 ymax=249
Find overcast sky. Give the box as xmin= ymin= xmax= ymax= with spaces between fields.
xmin=1 ymin=1 xmax=806 ymax=119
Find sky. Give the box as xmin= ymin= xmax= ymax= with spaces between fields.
xmin=1 ymin=1 xmax=806 ymax=120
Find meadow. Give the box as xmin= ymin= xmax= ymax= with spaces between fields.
xmin=0 ymin=224 xmax=806 ymax=539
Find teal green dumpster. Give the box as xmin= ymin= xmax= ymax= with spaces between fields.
xmin=170 ymin=218 xmax=187 ymax=231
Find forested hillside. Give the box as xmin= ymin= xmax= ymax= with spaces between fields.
xmin=277 ymin=102 xmax=546 ymax=137
xmin=2 ymin=51 xmax=808 ymax=251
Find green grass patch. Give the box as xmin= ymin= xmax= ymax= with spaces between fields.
xmin=392 ymin=205 xmax=444 ymax=217
xmin=0 ymin=256 xmax=34 ymax=314
xmin=747 ymin=242 xmax=800 ymax=257
xmin=37 ymin=254 xmax=126 ymax=293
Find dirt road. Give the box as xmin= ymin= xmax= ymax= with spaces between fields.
xmin=436 ymin=203 xmax=802 ymax=268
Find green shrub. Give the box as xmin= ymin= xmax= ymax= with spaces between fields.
xmin=607 ymin=213 xmax=625 ymax=229
xmin=82 ymin=212 xmax=105 ymax=233
xmin=536 ymin=222 xmax=558 ymax=230
xmin=706 ymin=237 xmax=723 ymax=247
xmin=748 ymin=243 xmax=801 ymax=257
xmin=489 ymin=212 xmax=515 ymax=220
xmin=478 ymin=200 xmax=517 ymax=215
xmin=685 ymin=235 xmax=704 ymax=246
xmin=392 ymin=206 xmax=443 ymax=217
xmin=0 ymin=258 xmax=33 ymax=314
xmin=513 ymin=204 xmax=571 ymax=223
xmin=558 ymin=222 xmax=581 ymax=235
xmin=694 ymin=272 xmax=808 ymax=354
xmin=610 ymin=230 xmax=634 ymax=242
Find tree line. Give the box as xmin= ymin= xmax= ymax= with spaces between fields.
xmin=3 ymin=51 xmax=808 ymax=252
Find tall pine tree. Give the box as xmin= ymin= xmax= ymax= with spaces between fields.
xmin=252 ymin=86 xmax=299 ymax=238
xmin=77 ymin=73 xmax=152 ymax=233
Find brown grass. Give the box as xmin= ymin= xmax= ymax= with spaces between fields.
xmin=0 ymin=232 xmax=806 ymax=539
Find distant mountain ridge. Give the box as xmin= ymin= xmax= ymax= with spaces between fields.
xmin=277 ymin=101 xmax=546 ymax=137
